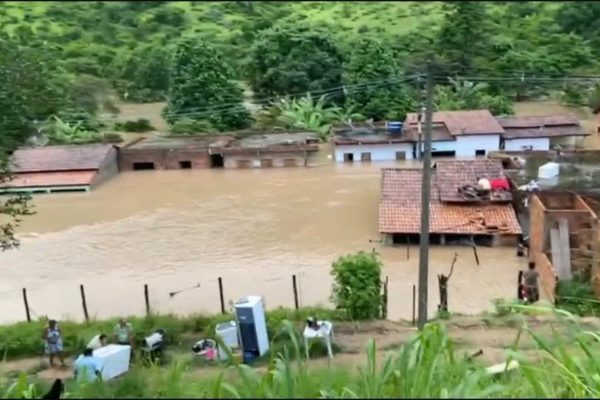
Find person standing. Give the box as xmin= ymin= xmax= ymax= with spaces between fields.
xmin=73 ymin=348 xmax=102 ymax=383
xmin=113 ymin=318 xmax=134 ymax=347
xmin=522 ymin=262 xmax=540 ymax=304
xmin=42 ymin=320 xmax=66 ymax=368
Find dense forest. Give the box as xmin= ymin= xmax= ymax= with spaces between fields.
xmin=1 ymin=1 xmax=600 ymax=150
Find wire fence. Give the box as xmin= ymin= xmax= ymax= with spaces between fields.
xmin=13 ymin=274 xmax=419 ymax=326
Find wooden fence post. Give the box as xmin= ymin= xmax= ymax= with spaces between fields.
xmin=80 ymin=284 xmax=89 ymax=322
xmin=22 ymin=288 xmax=31 ymax=322
xmin=144 ymin=284 xmax=150 ymax=316
xmin=412 ymin=284 xmax=416 ymax=326
xmin=292 ymin=275 xmax=299 ymax=310
xmin=382 ymin=276 xmax=389 ymax=319
xmin=218 ymin=277 xmax=225 ymax=314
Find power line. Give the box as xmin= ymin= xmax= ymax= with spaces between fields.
xmin=0 ymin=75 xmax=420 ymax=129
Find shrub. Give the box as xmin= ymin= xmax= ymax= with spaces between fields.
xmin=556 ymin=279 xmax=600 ymax=316
xmin=330 ymin=251 xmax=383 ymax=320
xmin=114 ymin=118 xmax=155 ymax=133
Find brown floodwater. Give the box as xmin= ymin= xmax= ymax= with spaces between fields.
xmin=0 ymin=146 xmax=526 ymax=324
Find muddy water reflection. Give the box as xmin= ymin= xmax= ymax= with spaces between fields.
xmin=1 ymin=157 xmax=525 ymax=323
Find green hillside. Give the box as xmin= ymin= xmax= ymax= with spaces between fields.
xmin=1 ymin=1 xmax=599 ymax=146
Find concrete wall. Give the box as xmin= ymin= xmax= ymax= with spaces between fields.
xmin=504 ymin=137 xmax=550 ymax=152
xmin=91 ymin=146 xmax=119 ymax=188
xmin=529 ymin=195 xmax=557 ymax=301
xmin=454 ymin=134 xmax=501 ymax=157
xmin=334 ymin=143 xmax=414 ymax=162
xmin=223 ymin=153 xmax=307 ymax=169
xmin=529 ymin=193 xmax=600 ymax=301
xmin=119 ymin=148 xmax=211 ymax=171
xmin=416 ymin=135 xmax=501 ymax=157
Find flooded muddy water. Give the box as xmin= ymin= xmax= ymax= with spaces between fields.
xmin=0 ymin=147 xmax=526 ymax=323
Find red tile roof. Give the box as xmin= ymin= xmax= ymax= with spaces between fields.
xmin=378 ymin=166 xmax=521 ymax=235
xmin=434 ymin=159 xmax=511 ymax=203
xmin=404 ymin=110 xmax=504 ymax=136
xmin=4 ymin=171 xmax=97 ymax=188
xmin=496 ymin=114 xmax=587 ymax=139
xmin=10 ymin=145 xmax=113 ymax=173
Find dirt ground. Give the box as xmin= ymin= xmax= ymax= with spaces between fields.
xmin=3 ymin=314 xmax=598 ymax=382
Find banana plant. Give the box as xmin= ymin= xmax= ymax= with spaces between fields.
xmin=275 ymin=93 xmax=364 ymax=141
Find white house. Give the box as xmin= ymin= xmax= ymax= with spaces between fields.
xmin=496 ymin=115 xmax=587 ymax=151
xmin=332 ymin=123 xmax=415 ymax=162
xmin=332 ymin=110 xmax=587 ymax=164
xmin=406 ymin=110 xmax=504 ymax=158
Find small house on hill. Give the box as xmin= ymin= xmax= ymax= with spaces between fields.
xmin=496 ymin=114 xmax=587 ymax=151
xmin=378 ymin=159 xmax=521 ymax=246
xmin=1 ymin=144 xmax=118 ymax=194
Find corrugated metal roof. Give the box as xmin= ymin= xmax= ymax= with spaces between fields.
xmin=10 ymin=145 xmax=113 ymax=173
xmin=404 ymin=110 xmax=504 ymax=136
xmin=497 ymin=115 xmax=587 ymax=139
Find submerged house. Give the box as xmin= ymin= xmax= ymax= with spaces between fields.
xmin=119 ymin=132 xmax=319 ymax=171
xmin=333 ymin=110 xmax=588 ymax=163
xmin=497 ymin=114 xmax=588 ymax=151
xmin=378 ymin=159 xmax=522 ymax=246
xmin=331 ymin=122 xmax=414 ymax=162
xmin=1 ymin=144 xmax=119 ymax=194
xmin=220 ymin=133 xmax=319 ymax=168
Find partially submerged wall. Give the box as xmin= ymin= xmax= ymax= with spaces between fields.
xmin=529 ymin=192 xmax=599 ymax=301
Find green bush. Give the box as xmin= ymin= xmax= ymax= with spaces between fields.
xmin=556 ymin=279 xmax=600 ymax=316
xmin=330 ymin=251 xmax=384 ymax=320
xmin=114 ymin=118 xmax=155 ymax=133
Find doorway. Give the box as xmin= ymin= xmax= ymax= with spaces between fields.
xmin=343 ymin=153 xmax=354 ymax=162
xmin=179 ymin=160 xmax=192 ymax=169
xmin=210 ymin=153 xmax=224 ymax=168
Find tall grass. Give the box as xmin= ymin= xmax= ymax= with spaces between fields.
xmin=3 ymin=305 xmax=600 ymax=398
xmin=0 ymin=307 xmax=346 ymax=360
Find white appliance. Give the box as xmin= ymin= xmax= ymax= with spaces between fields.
xmin=215 ymin=321 xmax=239 ymax=360
xmin=234 ymin=296 xmax=269 ymax=357
xmin=538 ymin=162 xmax=560 ymax=179
xmin=93 ymin=344 xmax=131 ymax=380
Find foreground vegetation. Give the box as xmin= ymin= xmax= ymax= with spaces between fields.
xmin=3 ymin=304 xmax=600 ymax=398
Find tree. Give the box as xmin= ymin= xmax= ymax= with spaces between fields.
xmin=435 ymin=78 xmax=513 ymax=115
xmin=273 ymin=93 xmax=364 ymax=141
xmin=248 ymin=23 xmax=345 ymax=102
xmin=330 ymin=251 xmax=383 ymax=320
xmin=164 ymin=38 xmax=251 ymax=131
xmin=556 ymin=2 xmax=600 ymax=55
xmin=344 ymin=38 xmax=416 ymax=121
xmin=115 ymin=45 xmax=171 ymax=102
xmin=437 ymin=2 xmax=490 ymax=75
xmin=0 ymin=38 xmax=67 ymax=152
xmin=0 ymin=160 xmax=34 ymax=251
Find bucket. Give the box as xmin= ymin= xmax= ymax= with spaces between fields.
xmin=388 ymin=121 xmax=402 ymax=134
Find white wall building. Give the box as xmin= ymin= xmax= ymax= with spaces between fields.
xmin=332 ymin=111 xmax=588 ymax=164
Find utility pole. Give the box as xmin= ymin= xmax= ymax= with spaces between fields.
xmin=417 ymin=63 xmax=434 ymax=330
